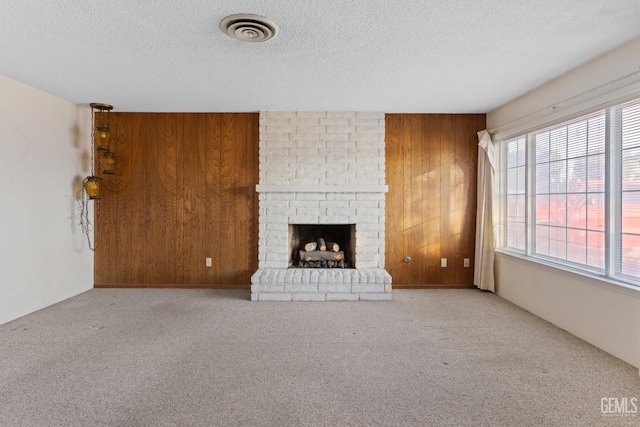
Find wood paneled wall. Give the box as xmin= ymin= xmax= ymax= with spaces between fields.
xmin=385 ymin=114 xmax=486 ymax=287
xmin=94 ymin=113 xmax=258 ymax=287
xmin=94 ymin=112 xmax=483 ymax=288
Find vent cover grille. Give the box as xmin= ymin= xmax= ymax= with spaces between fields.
xmin=220 ymin=14 xmax=279 ymax=43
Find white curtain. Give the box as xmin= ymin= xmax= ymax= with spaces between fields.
xmin=474 ymin=130 xmax=496 ymax=291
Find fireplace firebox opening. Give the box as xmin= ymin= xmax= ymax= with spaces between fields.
xmin=288 ymin=224 xmax=356 ymax=268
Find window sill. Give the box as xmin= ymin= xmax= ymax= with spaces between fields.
xmin=495 ymin=249 xmax=640 ymax=299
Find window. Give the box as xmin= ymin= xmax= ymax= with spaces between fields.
xmin=620 ymin=100 xmax=640 ymax=279
xmin=499 ymin=98 xmax=640 ymax=287
xmin=533 ymin=112 xmax=606 ymax=270
xmin=505 ymin=137 xmax=526 ymax=251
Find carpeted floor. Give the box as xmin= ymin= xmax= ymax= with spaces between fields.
xmin=0 ymin=288 xmax=638 ymax=426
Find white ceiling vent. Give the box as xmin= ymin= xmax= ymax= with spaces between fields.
xmin=220 ymin=14 xmax=279 ymax=43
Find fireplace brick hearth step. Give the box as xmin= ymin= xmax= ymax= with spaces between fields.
xmin=251 ymin=268 xmax=392 ymax=301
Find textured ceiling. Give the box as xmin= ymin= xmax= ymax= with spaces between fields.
xmin=2 ymin=0 xmax=640 ymax=113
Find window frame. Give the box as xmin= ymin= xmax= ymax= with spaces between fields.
xmin=502 ymin=136 xmax=527 ymax=253
xmin=496 ymin=98 xmax=640 ymax=289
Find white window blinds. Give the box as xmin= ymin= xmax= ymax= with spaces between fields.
xmin=498 ymin=97 xmax=640 ymax=287
xmin=505 ymin=137 xmax=526 ymax=251
xmin=532 ymin=112 xmax=606 ymax=270
xmin=619 ymin=99 xmax=640 ymax=279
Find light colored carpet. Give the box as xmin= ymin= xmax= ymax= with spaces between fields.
xmin=0 ymin=289 xmax=638 ymax=426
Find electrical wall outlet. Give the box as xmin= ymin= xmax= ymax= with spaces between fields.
xmin=441 ymin=258 xmax=447 ymax=268
xmin=464 ymin=258 xmax=470 ymax=267
xmin=206 ymin=257 xmax=212 ymax=267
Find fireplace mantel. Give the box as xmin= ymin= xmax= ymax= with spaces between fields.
xmin=256 ymin=184 xmax=388 ymax=193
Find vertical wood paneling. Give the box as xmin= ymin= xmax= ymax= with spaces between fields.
xmin=162 ymin=114 xmax=178 ymax=283
xmin=144 ymin=113 xmax=162 ymax=284
xmin=385 ymin=115 xmax=404 ymax=287
xmin=114 ymin=114 xmax=133 ymax=284
xmin=130 ymin=114 xmax=147 ymax=284
xmin=385 ymin=114 xmax=486 ymax=287
xmin=220 ymin=114 xmax=238 ymax=283
xmin=118 ymin=114 xmax=140 ymax=284
xmin=427 ymin=115 xmax=441 ymax=283
xmin=440 ymin=115 xmax=455 ymax=284
xmin=204 ymin=114 xmax=222 ymax=284
xmin=97 ymin=111 xmax=478 ymax=288
xmin=94 ymin=112 xmax=259 ymax=287
xmin=174 ymin=114 xmax=188 ymax=284
xmin=237 ymin=114 xmax=259 ymax=283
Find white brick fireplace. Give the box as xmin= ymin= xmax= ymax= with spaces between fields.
xmin=251 ymin=111 xmax=392 ymax=301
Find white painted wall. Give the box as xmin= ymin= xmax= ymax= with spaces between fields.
xmin=488 ymin=36 xmax=640 ymax=137
xmin=495 ymin=254 xmax=640 ymax=369
xmin=488 ymin=36 xmax=640 ymax=370
xmin=0 ymin=75 xmax=93 ymax=325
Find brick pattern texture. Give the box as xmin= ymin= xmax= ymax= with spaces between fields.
xmin=253 ymin=111 xmax=391 ymax=301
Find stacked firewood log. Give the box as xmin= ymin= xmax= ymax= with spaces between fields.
xmin=298 ymin=237 xmax=347 ymax=268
